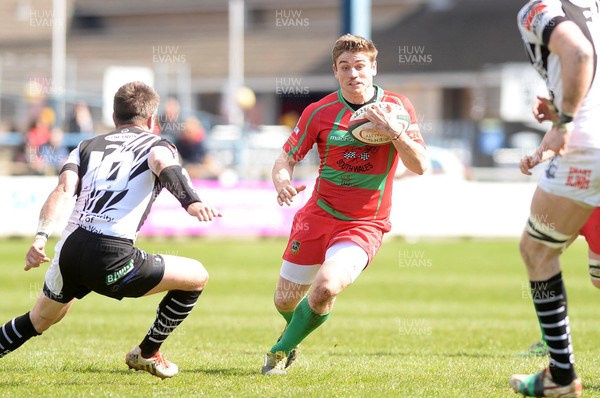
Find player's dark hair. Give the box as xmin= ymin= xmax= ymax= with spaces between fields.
xmin=113 ymin=81 xmax=160 ymax=126
xmin=332 ymin=34 xmax=378 ymax=65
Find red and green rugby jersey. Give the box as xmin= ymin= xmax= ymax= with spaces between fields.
xmin=283 ymin=85 xmax=425 ymax=221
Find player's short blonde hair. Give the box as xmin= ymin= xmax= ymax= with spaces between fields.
xmin=113 ymin=81 xmax=160 ymax=125
xmin=332 ymin=34 xmax=378 ymax=65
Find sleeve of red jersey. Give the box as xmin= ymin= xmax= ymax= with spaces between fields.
xmin=282 ymin=103 xmax=319 ymax=163
xmin=399 ymin=95 xmax=426 ymax=149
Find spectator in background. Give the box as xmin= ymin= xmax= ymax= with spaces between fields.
xmin=26 ymin=113 xmax=52 ymax=147
xmin=23 ymin=113 xmax=52 ymax=175
xmin=158 ymin=97 xmax=182 ymax=137
xmin=37 ymin=127 xmax=70 ymax=175
xmin=176 ymin=116 xmax=207 ymax=165
xmin=176 ymin=116 xmax=221 ymax=179
xmin=67 ymin=101 xmax=93 ymax=134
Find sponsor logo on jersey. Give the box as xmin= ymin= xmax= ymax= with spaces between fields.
xmin=328 ymin=129 xmax=355 ymax=143
xmin=105 ymin=259 xmax=134 ymax=285
xmin=290 ymin=240 xmax=301 ymax=254
xmin=329 ymin=133 xmax=354 ymax=142
xmin=106 ymin=133 xmax=140 ymax=142
xmin=336 ymin=158 xmax=374 ymax=173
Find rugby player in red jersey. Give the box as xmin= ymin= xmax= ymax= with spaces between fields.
xmin=261 ymin=34 xmax=428 ymax=375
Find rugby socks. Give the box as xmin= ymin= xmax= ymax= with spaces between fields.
xmin=277 ymin=307 xmax=293 ymax=325
xmin=139 ymin=290 xmax=202 ymax=358
xmin=530 ymin=272 xmax=576 ymax=385
xmin=0 ymin=312 xmax=40 ymax=358
xmin=270 ymin=296 xmax=329 ymax=356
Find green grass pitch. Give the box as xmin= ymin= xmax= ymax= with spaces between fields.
xmin=0 ymin=236 xmax=599 ymax=397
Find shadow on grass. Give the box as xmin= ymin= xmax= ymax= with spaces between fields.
xmin=69 ymin=366 xmax=257 ymax=378
xmin=326 ymin=350 xmax=511 ymax=359
xmin=184 ymin=367 xmax=258 ymax=377
xmin=0 ymin=363 xmax=257 ymax=380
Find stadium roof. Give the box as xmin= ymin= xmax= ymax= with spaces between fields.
xmin=377 ymin=0 xmax=528 ymax=73
xmin=312 ymin=0 xmax=528 ymax=76
xmin=0 ymin=0 xmax=529 ymax=96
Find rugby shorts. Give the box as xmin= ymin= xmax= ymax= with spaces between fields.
xmin=539 ymin=147 xmax=600 ymax=207
xmin=43 ymin=227 xmax=165 ymax=303
xmin=282 ymin=204 xmax=390 ymax=266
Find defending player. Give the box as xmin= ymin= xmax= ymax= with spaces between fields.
xmin=261 ymin=34 xmax=428 ymax=375
xmin=520 ymin=141 xmax=600 ymax=358
xmin=522 ymin=94 xmax=600 ymax=290
xmin=512 ymin=1 xmax=600 ymax=396
xmin=519 ymin=207 xmax=600 ymax=358
xmin=1 ymin=81 xmax=221 ymax=379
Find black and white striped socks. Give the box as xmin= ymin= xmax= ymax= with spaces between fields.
xmin=139 ymin=290 xmax=202 ymax=358
xmin=0 ymin=312 xmax=40 ymax=358
xmin=531 ymin=272 xmax=576 ymax=385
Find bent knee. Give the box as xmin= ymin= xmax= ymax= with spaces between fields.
xmin=180 ymin=258 xmax=208 ymax=290
xmin=192 ymin=261 xmax=209 ymax=290
xmin=311 ymin=281 xmax=341 ymax=305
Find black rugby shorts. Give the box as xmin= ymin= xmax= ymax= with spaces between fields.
xmin=43 ymin=227 xmax=165 ymax=302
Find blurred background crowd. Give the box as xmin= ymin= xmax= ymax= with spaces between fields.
xmin=0 ymin=0 xmax=543 ymax=183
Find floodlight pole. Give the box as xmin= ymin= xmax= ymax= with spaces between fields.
xmin=228 ymin=0 xmax=244 ymax=126
xmin=52 ymin=0 xmax=66 ymax=127
xmin=342 ymin=0 xmax=371 ymax=38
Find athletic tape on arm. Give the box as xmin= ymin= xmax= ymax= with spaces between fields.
xmin=158 ymin=165 xmax=201 ymax=209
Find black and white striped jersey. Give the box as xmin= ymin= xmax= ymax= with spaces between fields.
xmin=61 ymin=127 xmax=176 ymax=241
xmin=518 ymin=0 xmax=600 ymax=148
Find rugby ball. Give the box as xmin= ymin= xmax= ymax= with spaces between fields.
xmin=348 ymin=102 xmax=411 ymax=145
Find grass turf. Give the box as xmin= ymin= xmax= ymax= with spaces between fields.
xmin=0 ymin=237 xmax=598 ymax=397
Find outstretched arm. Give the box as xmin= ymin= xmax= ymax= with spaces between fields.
xmin=148 ymin=145 xmax=221 ymax=221
xmin=25 ymin=170 xmax=79 ymax=271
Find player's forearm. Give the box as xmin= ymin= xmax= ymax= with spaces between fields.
xmin=37 ymin=183 xmax=72 ymax=236
xmin=272 ymin=153 xmax=296 ymax=192
xmin=272 ymin=164 xmax=294 ymax=193
xmin=393 ymin=136 xmax=428 ymax=175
